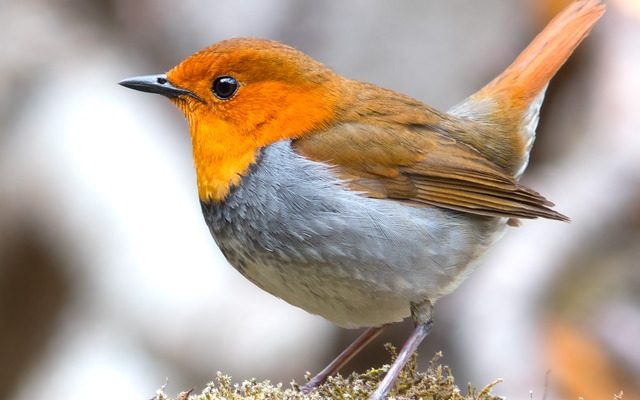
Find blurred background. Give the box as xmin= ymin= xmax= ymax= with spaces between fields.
xmin=1 ymin=0 xmax=639 ymax=399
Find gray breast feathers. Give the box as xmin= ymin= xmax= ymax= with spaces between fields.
xmin=200 ymin=141 xmax=503 ymax=328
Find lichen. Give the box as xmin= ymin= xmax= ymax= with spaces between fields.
xmin=153 ymin=348 xmax=504 ymax=400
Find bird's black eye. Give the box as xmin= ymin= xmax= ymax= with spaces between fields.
xmin=211 ymin=76 xmax=239 ymax=100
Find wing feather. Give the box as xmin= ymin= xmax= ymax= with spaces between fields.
xmin=292 ymin=121 xmax=568 ymax=221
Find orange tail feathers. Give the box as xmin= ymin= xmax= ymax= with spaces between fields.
xmin=449 ymin=0 xmax=605 ymax=177
xmin=473 ymin=0 xmax=605 ymax=109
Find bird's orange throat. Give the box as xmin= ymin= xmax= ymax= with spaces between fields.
xmin=188 ymin=117 xmax=259 ymax=203
xmin=178 ymin=83 xmax=339 ymax=203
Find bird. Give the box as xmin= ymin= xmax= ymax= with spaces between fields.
xmin=119 ymin=1 xmax=604 ymax=398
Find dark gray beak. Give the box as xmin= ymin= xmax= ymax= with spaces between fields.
xmin=119 ymin=74 xmax=202 ymax=101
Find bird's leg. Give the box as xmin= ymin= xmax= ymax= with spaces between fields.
xmin=370 ymin=300 xmax=433 ymax=400
xmin=300 ymin=325 xmax=387 ymax=394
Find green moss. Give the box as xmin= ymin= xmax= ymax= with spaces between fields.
xmin=154 ymin=348 xmax=504 ymax=400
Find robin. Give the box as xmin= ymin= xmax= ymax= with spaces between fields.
xmin=120 ymin=1 xmax=604 ymax=398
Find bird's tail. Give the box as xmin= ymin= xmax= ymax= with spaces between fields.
xmin=450 ymin=0 xmax=605 ymax=177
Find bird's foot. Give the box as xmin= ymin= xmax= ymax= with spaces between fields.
xmin=300 ymin=326 xmax=386 ymax=394
xmin=369 ymin=301 xmax=433 ymax=400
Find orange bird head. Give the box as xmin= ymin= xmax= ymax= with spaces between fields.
xmin=121 ymin=38 xmax=344 ymax=202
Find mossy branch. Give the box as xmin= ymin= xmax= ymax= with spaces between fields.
xmin=153 ymin=349 xmax=504 ymax=400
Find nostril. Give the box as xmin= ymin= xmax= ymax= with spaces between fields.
xmin=157 ymin=76 xmax=167 ymax=85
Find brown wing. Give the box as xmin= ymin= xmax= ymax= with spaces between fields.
xmin=292 ymin=122 xmax=568 ymax=221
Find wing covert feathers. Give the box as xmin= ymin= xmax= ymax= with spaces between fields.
xmin=293 ymin=123 xmax=569 ymax=221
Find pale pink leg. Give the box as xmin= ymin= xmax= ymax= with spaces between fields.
xmin=300 ymin=325 xmax=387 ymax=394
xmin=370 ymin=301 xmax=433 ymax=400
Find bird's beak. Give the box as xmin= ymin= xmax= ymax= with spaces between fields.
xmin=118 ymin=74 xmax=202 ymax=101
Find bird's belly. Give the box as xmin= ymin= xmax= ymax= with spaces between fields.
xmin=202 ymin=141 xmax=506 ymax=328
xmin=215 ymin=236 xmax=415 ymax=328
xmin=211 ymin=212 xmax=503 ymax=328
